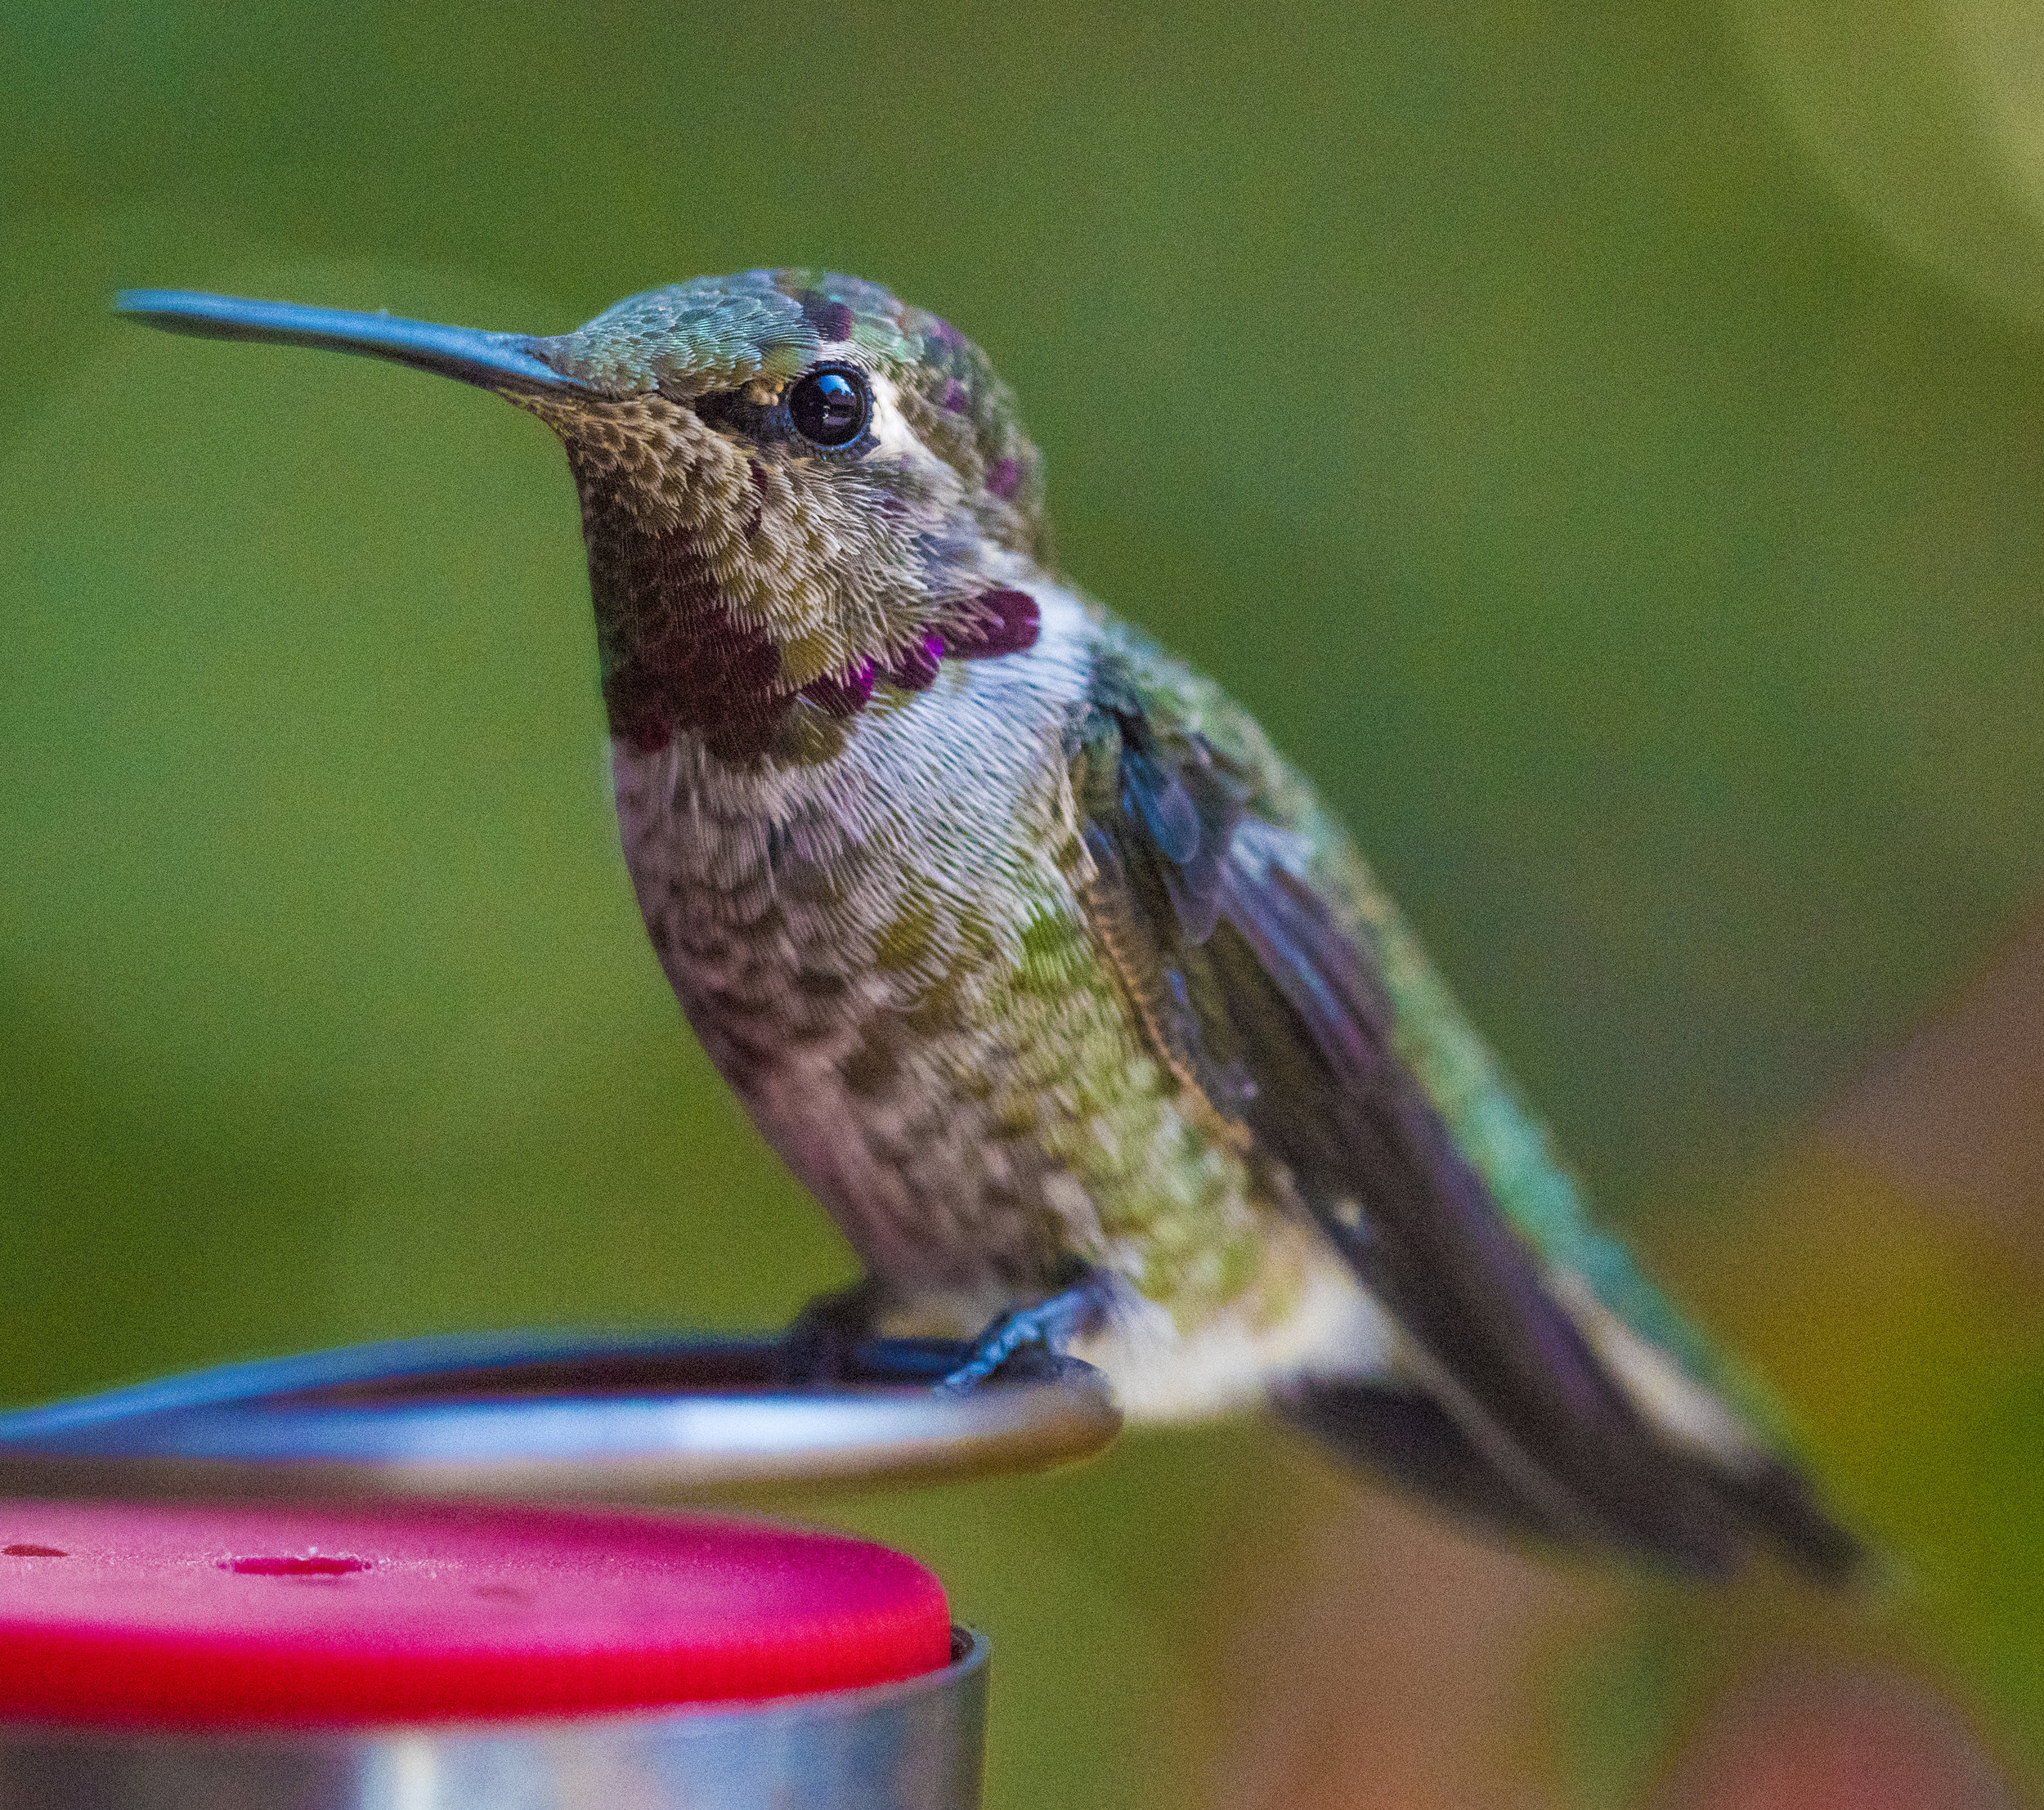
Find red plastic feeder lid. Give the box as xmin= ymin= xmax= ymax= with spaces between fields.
xmin=0 ymin=1499 xmax=953 ymax=1728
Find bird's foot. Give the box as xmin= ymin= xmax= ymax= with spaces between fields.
xmin=783 ymin=1277 xmax=890 ymax=1383
xmin=938 ymin=1275 xmax=1109 ymax=1394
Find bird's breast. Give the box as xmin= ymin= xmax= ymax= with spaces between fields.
xmin=607 ymin=585 xmax=1105 ymax=1285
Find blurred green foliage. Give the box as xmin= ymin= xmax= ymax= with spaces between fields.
xmin=6 ymin=2 xmax=2044 ymax=1804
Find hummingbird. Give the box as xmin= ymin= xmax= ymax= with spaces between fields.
xmin=118 ymin=271 xmax=1859 ymax=1580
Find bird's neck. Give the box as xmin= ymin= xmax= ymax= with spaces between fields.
xmin=583 ymin=514 xmax=1059 ymax=770
xmin=583 ymin=506 xmax=794 ymax=762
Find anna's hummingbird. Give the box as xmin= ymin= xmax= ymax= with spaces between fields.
xmin=119 ymin=271 xmax=1858 ymax=1580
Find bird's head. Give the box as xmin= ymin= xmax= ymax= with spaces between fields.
xmin=119 ymin=270 xmax=1051 ymax=760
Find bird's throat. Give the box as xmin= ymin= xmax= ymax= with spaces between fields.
xmin=589 ymin=516 xmax=792 ymax=761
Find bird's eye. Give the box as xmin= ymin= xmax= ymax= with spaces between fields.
xmin=787 ymin=365 xmax=871 ymax=449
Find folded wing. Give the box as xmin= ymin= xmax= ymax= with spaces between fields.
xmin=1073 ymin=645 xmax=1859 ymax=1580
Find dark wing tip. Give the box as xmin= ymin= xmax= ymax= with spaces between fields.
xmin=1719 ymin=1458 xmax=1871 ymax=1589
xmin=1287 ymin=1376 xmax=1871 ymax=1586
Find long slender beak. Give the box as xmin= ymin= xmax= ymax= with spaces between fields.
xmin=113 ymin=289 xmax=596 ymax=396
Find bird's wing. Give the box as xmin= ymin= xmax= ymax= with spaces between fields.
xmin=1069 ymin=628 xmax=1858 ymax=1580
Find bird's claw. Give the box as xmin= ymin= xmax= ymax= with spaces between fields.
xmin=783 ymin=1277 xmax=889 ymax=1383
xmin=937 ymin=1278 xmax=1105 ymax=1395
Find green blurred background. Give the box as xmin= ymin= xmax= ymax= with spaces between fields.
xmin=6 ymin=2 xmax=2044 ymax=1803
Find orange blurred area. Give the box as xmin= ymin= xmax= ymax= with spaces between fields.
xmin=1213 ymin=1491 xmax=1611 ymax=1810
xmin=1661 ymin=1673 xmax=2013 ymax=1810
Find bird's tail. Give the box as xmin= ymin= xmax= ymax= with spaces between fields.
xmin=1275 ymin=1373 xmax=1865 ymax=1585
